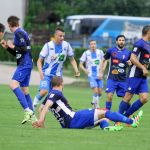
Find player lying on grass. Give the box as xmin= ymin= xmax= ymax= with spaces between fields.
xmin=32 ymin=76 xmax=143 ymax=131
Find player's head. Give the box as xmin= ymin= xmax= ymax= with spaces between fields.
xmin=0 ymin=23 xmax=5 ymax=39
xmin=54 ymin=27 xmax=65 ymax=44
xmin=7 ymin=16 xmax=20 ymax=32
xmin=116 ymin=35 xmax=126 ymax=49
xmin=89 ymin=40 xmax=96 ymax=51
xmin=51 ymin=76 xmax=63 ymax=90
xmin=142 ymin=25 xmax=150 ymax=40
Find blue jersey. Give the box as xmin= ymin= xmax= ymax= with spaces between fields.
xmin=128 ymin=39 xmax=150 ymax=78
xmin=104 ymin=47 xmax=131 ymax=81
xmin=47 ymin=90 xmax=75 ymax=128
xmin=14 ymin=28 xmax=33 ymax=67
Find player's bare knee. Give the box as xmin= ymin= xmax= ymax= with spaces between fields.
xmin=40 ymin=90 xmax=48 ymax=97
xmin=96 ymin=109 xmax=106 ymax=119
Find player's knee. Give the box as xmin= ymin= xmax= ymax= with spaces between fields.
xmin=140 ymin=97 xmax=148 ymax=104
xmin=40 ymin=90 xmax=48 ymax=96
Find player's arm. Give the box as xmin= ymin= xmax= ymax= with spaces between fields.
xmin=69 ymin=56 xmax=80 ymax=77
xmin=79 ymin=61 xmax=88 ymax=75
xmin=37 ymin=57 xmax=44 ymax=80
xmin=130 ymin=53 xmax=148 ymax=76
xmin=32 ymin=100 xmax=53 ymax=128
xmin=99 ymin=58 xmax=107 ymax=79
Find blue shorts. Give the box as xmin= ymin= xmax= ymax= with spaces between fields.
xmin=12 ymin=67 xmax=32 ymax=87
xmin=69 ymin=109 xmax=95 ymax=129
xmin=106 ymin=79 xmax=127 ymax=97
xmin=126 ymin=77 xmax=149 ymax=94
xmin=38 ymin=76 xmax=53 ymax=92
xmin=88 ymin=77 xmax=103 ymax=88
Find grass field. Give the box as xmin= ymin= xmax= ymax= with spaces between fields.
xmin=0 ymin=84 xmax=150 ymax=150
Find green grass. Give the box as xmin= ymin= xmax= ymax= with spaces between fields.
xmin=0 ymin=85 xmax=150 ymax=150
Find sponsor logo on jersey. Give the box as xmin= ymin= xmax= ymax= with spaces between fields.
xmin=112 ymin=69 xmax=119 ymax=74
xmin=144 ymin=54 xmax=150 ymax=58
xmin=112 ymin=59 xmax=119 ymax=64
xmin=118 ymin=69 xmax=125 ymax=73
xmin=94 ymin=59 xmax=100 ymax=65
xmin=118 ymin=63 xmax=125 ymax=67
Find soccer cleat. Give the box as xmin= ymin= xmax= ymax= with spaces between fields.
xmin=131 ymin=110 xmax=143 ymax=128
xmin=30 ymin=114 xmax=38 ymax=123
xmin=104 ymin=125 xmax=123 ymax=131
xmin=21 ymin=111 xmax=33 ymax=124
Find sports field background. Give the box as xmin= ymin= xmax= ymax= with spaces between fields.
xmin=0 ymin=84 xmax=150 ymax=150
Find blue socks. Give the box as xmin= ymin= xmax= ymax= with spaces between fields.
xmin=99 ymin=120 xmax=109 ymax=129
xmin=124 ymin=99 xmax=143 ymax=117
xmin=105 ymin=110 xmax=133 ymax=124
xmin=106 ymin=101 xmax=112 ymax=110
xmin=118 ymin=100 xmax=130 ymax=114
xmin=13 ymin=87 xmax=28 ymax=109
xmin=25 ymin=94 xmax=33 ymax=111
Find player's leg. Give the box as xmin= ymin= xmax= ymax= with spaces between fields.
xmin=88 ymin=77 xmax=99 ymax=108
xmin=33 ymin=76 xmax=51 ymax=110
xmin=105 ymin=79 xmax=116 ymax=110
xmin=97 ymin=79 xmax=103 ymax=108
xmin=124 ymin=78 xmax=149 ymax=117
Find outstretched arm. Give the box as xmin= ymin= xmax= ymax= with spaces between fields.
xmin=32 ymin=100 xmax=53 ymax=128
xmin=79 ymin=61 xmax=89 ymax=75
xmin=37 ymin=57 xmax=44 ymax=80
xmin=99 ymin=58 xmax=107 ymax=79
xmin=69 ymin=56 xmax=80 ymax=77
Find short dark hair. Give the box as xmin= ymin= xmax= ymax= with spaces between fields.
xmin=142 ymin=25 xmax=150 ymax=36
xmin=116 ymin=35 xmax=126 ymax=41
xmin=51 ymin=76 xmax=63 ymax=88
xmin=89 ymin=39 xmax=96 ymax=44
xmin=55 ymin=27 xmax=64 ymax=33
xmin=0 ymin=23 xmax=5 ymax=33
xmin=7 ymin=16 xmax=20 ymax=27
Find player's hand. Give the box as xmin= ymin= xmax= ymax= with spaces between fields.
xmin=7 ymin=40 xmax=15 ymax=49
xmin=127 ymin=60 xmax=132 ymax=66
xmin=39 ymin=72 xmax=44 ymax=80
xmin=0 ymin=39 xmax=8 ymax=49
xmin=32 ymin=120 xmax=45 ymax=128
xmin=84 ymin=70 xmax=89 ymax=75
xmin=74 ymin=71 xmax=80 ymax=77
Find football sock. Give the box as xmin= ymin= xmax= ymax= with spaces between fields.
xmin=118 ymin=100 xmax=130 ymax=114
xmin=106 ymin=101 xmax=112 ymax=110
xmin=99 ymin=120 xmax=109 ymax=129
xmin=124 ymin=99 xmax=143 ymax=117
xmin=33 ymin=93 xmax=44 ymax=106
xmin=13 ymin=87 xmax=28 ymax=109
xmin=25 ymin=94 xmax=33 ymax=111
xmin=105 ymin=110 xmax=133 ymax=124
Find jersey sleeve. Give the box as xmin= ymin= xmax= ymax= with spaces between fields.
xmin=67 ymin=43 xmax=74 ymax=57
xmin=132 ymin=45 xmax=141 ymax=56
xmin=103 ymin=48 xmax=111 ymax=60
xmin=39 ymin=43 xmax=49 ymax=58
xmin=15 ymin=31 xmax=27 ymax=46
xmin=47 ymin=92 xmax=60 ymax=103
xmin=80 ymin=51 xmax=86 ymax=62
xmin=100 ymin=50 xmax=104 ymax=59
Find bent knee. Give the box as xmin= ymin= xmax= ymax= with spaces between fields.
xmin=40 ymin=90 xmax=48 ymax=96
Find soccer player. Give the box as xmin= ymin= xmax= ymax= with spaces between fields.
xmin=1 ymin=16 xmax=36 ymax=124
xmin=79 ymin=40 xmax=105 ymax=108
xmin=99 ymin=35 xmax=131 ymax=110
xmin=32 ymin=76 xmax=142 ymax=131
xmin=33 ymin=27 xmax=80 ymax=111
xmin=118 ymin=25 xmax=150 ymax=117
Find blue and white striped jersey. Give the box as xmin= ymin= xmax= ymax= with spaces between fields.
xmin=40 ymin=41 xmax=74 ymax=77
xmin=80 ymin=49 xmax=104 ymax=78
